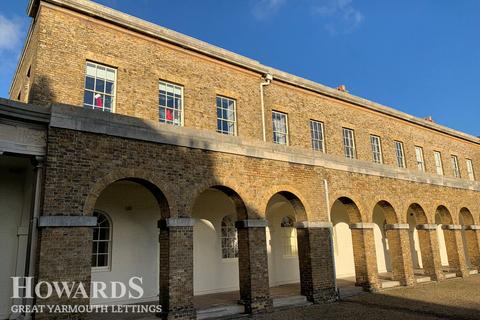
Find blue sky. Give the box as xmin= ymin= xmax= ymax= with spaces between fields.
xmin=0 ymin=0 xmax=479 ymax=136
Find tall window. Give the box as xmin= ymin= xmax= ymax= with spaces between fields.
xmin=221 ymin=215 xmax=238 ymax=259
xmin=343 ymin=128 xmax=356 ymax=159
xmin=466 ymin=159 xmax=475 ymax=181
xmin=433 ymin=151 xmax=444 ymax=175
xmin=159 ymin=81 xmax=183 ymax=126
xmin=395 ymin=141 xmax=406 ymax=168
xmin=370 ymin=135 xmax=383 ymax=164
xmin=216 ymin=96 xmax=236 ymax=135
xmin=272 ymin=111 xmax=288 ymax=145
xmin=451 ymin=155 xmax=461 ymax=178
xmin=281 ymin=216 xmax=297 ymax=257
xmin=310 ymin=120 xmax=325 ymax=152
xmin=92 ymin=211 xmax=112 ymax=269
xmin=415 ymin=146 xmax=425 ymax=172
xmin=84 ymin=62 xmax=116 ymax=112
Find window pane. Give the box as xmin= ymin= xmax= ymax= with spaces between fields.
xmin=85 ymin=76 xmax=95 ymax=90
xmin=84 ymin=62 xmax=116 ymax=113
xmin=84 ymin=91 xmax=94 ymax=105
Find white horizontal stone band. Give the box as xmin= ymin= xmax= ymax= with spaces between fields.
xmin=349 ymin=223 xmax=375 ymax=230
xmin=158 ymin=218 xmax=196 ymax=229
xmin=38 ymin=216 xmax=97 ymax=227
xmin=296 ymin=221 xmax=332 ymax=229
xmin=441 ymin=224 xmax=462 ymax=230
xmin=465 ymin=225 xmax=480 ymax=230
xmin=416 ymin=224 xmax=437 ymax=230
xmin=385 ymin=224 xmax=410 ymax=230
xmin=235 ymin=219 xmax=268 ymax=228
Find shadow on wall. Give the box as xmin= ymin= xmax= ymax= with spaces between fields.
xmin=30 ymin=75 xmax=55 ymax=104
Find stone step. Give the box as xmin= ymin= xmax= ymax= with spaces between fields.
xmin=416 ymin=276 xmax=432 ymax=283
xmin=197 ymin=304 xmax=244 ymax=320
xmin=469 ymin=269 xmax=478 ymax=275
xmin=381 ymin=280 xmax=401 ymax=289
xmin=272 ymin=295 xmax=309 ymax=308
xmin=444 ymin=272 xmax=457 ymax=279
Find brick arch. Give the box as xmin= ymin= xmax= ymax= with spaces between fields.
xmin=185 ymin=177 xmax=251 ymax=220
xmin=436 ymin=205 xmax=454 ymax=224
xmin=331 ymin=196 xmax=363 ymax=224
xmin=407 ymin=203 xmax=430 ymax=224
xmin=83 ymin=169 xmax=173 ymax=218
xmin=373 ymin=200 xmax=399 ymax=224
xmin=261 ymin=185 xmax=312 ymax=222
xmin=459 ymin=207 xmax=475 ymax=225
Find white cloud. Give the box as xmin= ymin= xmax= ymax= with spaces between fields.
xmin=0 ymin=15 xmax=24 ymax=52
xmin=251 ymin=0 xmax=287 ymax=20
xmin=313 ymin=0 xmax=364 ymax=35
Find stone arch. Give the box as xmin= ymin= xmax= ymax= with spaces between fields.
xmin=262 ymin=185 xmax=312 ymax=222
xmin=373 ymin=200 xmax=399 ymax=224
xmin=332 ymin=196 xmax=362 ymax=224
xmin=83 ymin=169 xmax=172 ymax=218
xmin=436 ymin=205 xmax=453 ymax=224
xmin=408 ymin=203 xmax=429 ymax=224
xmin=460 ymin=207 xmax=475 ymax=225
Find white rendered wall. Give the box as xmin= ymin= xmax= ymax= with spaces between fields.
xmin=331 ymin=204 xmax=355 ymax=278
xmin=91 ymin=181 xmax=160 ymax=305
xmin=373 ymin=208 xmax=392 ymax=274
xmin=0 ymin=156 xmax=32 ymax=319
xmin=434 ymin=215 xmax=449 ymax=267
xmin=192 ymin=189 xmax=239 ymax=295
xmin=266 ymin=195 xmax=300 ymax=287
xmin=407 ymin=214 xmax=423 ymax=269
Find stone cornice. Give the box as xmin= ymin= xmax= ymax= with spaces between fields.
xmin=25 ymin=0 xmax=480 ymax=144
xmin=0 ymin=98 xmax=50 ymax=124
xmin=48 ymin=104 xmax=480 ymax=193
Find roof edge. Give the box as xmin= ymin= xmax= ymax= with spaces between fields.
xmin=24 ymin=0 xmax=480 ymax=144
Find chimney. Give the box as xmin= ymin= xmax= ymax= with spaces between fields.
xmin=336 ymin=85 xmax=347 ymax=92
xmin=423 ymin=116 xmax=434 ymax=123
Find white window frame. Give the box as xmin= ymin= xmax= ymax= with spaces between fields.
xmin=221 ymin=215 xmax=238 ymax=259
xmin=310 ymin=120 xmax=325 ymax=152
xmin=433 ymin=151 xmax=444 ymax=175
xmin=84 ymin=61 xmax=117 ymax=112
xmin=343 ymin=128 xmax=356 ymax=159
xmin=370 ymin=135 xmax=383 ymax=164
xmin=159 ymin=80 xmax=184 ymax=126
xmin=91 ymin=211 xmax=112 ymax=271
xmin=466 ymin=159 xmax=475 ymax=181
xmin=415 ymin=146 xmax=425 ymax=172
xmin=272 ymin=111 xmax=289 ymax=145
xmin=451 ymin=155 xmax=461 ymax=178
xmin=216 ymin=96 xmax=237 ymax=135
xmin=394 ymin=141 xmax=406 ymax=168
xmin=281 ymin=216 xmax=298 ymax=257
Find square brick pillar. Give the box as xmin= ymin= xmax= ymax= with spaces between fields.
xmin=385 ymin=224 xmax=415 ymax=286
xmin=416 ymin=224 xmax=444 ymax=281
xmin=235 ymin=219 xmax=273 ymax=314
xmin=465 ymin=225 xmax=480 ymax=269
xmin=442 ymin=224 xmax=469 ymax=277
xmin=296 ymin=221 xmax=338 ymax=303
xmin=349 ymin=223 xmax=380 ymax=291
xmin=35 ymin=216 xmax=98 ymax=320
xmin=158 ymin=218 xmax=196 ymax=320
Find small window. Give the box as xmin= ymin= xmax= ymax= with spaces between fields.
xmin=466 ymin=159 xmax=475 ymax=181
xmin=310 ymin=120 xmax=325 ymax=152
xmin=415 ymin=146 xmax=425 ymax=172
xmin=221 ymin=215 xmax=238 ymax=259
xmin=433 ymin=151 xmax=444 ymax=175
xmin=451 ymin=155 xmax=461 ymax=178
xmin=216 ymin=96 xmax=236 ymax=135
xmin=272 ymin=111 xmax=288 ymax=145
xmin=395 ymin=141 xmax=406 ymax=168
xmin=159 ymin=81 xmax=183 ymax=126
xmin=92 ymin=211 xmax=112 ymax=269
xmin=370 ymin=135 xmax=383 ymax=164
xmin=343 ymin=128 xmax=356 ymax=159
xmin=84 ymin=61 xmax=116 ymax=112
xmin=281 ymin=216 xmax=297 ymax=257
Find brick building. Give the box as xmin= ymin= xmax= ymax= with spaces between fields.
xmin=1 ymin=0 xmax=479 ymax=319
